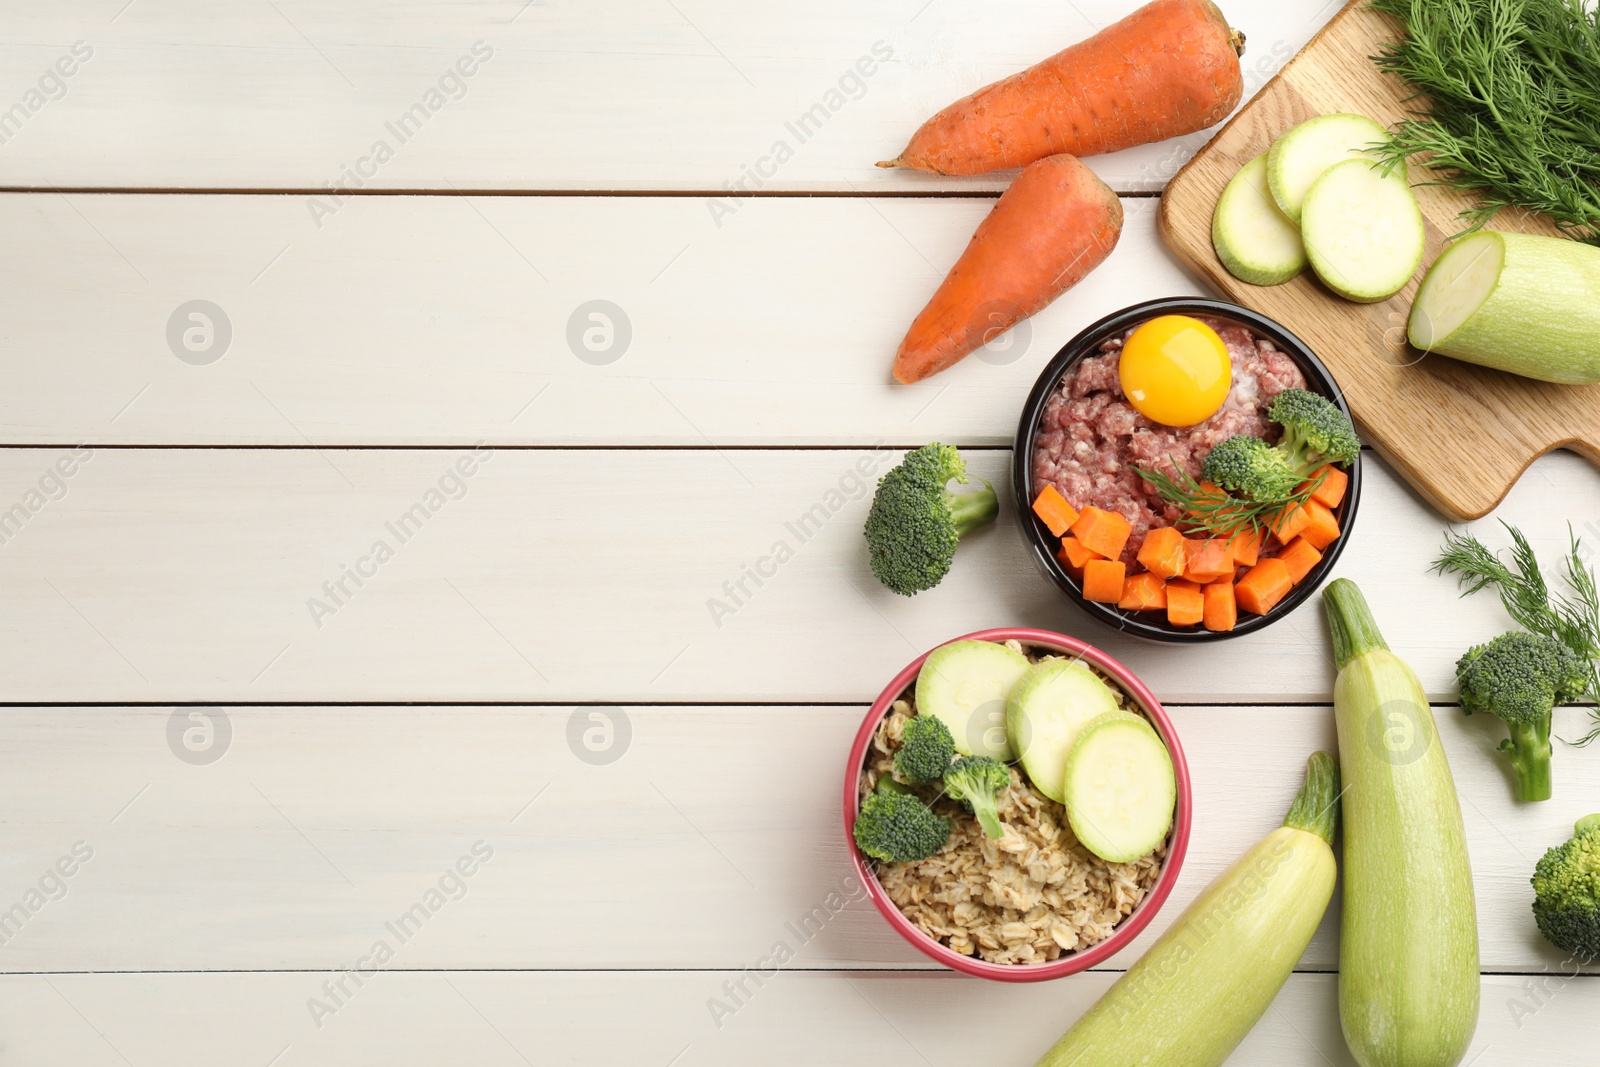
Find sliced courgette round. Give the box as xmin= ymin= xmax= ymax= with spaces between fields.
xmin=1063 ymin=711 xmax=1175 ymax=863
xmin=915 ymin=639 xmax=1031 ymax=760
xmin=1003 ymin=658 xmax=1121 ymax=804
xmin=1212 ymin=153 xmax=1307 ymax=286
xmin=1300 ymin=158 xmax=1424 ymax=303
xmin=1265 ymin=113 xmax=1389 ymax=224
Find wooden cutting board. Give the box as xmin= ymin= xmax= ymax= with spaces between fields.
xmin=1158 ymin=0 xmax=1600 ymax=521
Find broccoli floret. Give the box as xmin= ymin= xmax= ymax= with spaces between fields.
xmin=853 ymin=790 xmax=951 ymax=862
xmin=1201 ymin=434 xmax=1301 ymax=501
xmin=894 ymin=715 xmax=956 ymax=783
xmin=864 ymin=443 xmax=998 ymax=596
xmin=942 ymin=756 xmax=1011 ymax=839
xmin=1532 ymin=814 xmax=1600 ymax=960
xmin=1457 ymin=630 xmax=1587 ymax=802
xmin=1267 ymin=389 xmax=1361 ymax=475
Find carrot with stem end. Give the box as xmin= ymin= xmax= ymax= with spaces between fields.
xmin=879 ymin=0 xmax=1245 ymax=176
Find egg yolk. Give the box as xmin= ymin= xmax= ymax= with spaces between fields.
xmin=1118 ymin=315 xmax=1232 ymax=427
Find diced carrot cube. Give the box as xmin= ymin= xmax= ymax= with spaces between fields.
xmin=1031 ymin=485 xmax=1080 ymax=538
xmin=1136 ymin=527 xmax=1187 ymax=579
xmin=1165 ymin=579 xmax=1205 ymax=627
xmin=1183 ymin=537 xmax=1235 ymax=583
xmin=1300 ymin=499 xmax=1341 ymax=551
xmin=1203 ymin=581 xmax=1237 ymax=632
xmin=1228 ymin=528 xmax=1263 ymax=567
xmin=1082 ymin=558 xmax=1127 ymax=603
xmin=1058 ymin=535 xmax=1100 ymax=577
xmin=1071 ymin=506 xmax=1133 ymax=562
xmin=1279 ymin=537 xmax=1324 ymax=584
xmin=1267 ymin=503 xmax=1311 ymax=546
xmin=1235 ymin=558 xmax=1294 ymax=615
xmin=1118 ymin=572 xmax=1168 ymax=612
xmin=1301 ymin=465 xmax=1349 ymax=509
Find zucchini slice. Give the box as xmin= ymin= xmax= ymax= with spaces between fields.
xmin=1063 ymin=712 xmax=1175 ymax=863
xmin=1003 ymin=658 xmax=1122 ymax=804
xmin=915 ymin=639 xmax=1031 ymax=760
xmin=1212 ymin=154 xmax=1306 ymax=286
xmin=1299 ymin=158 xmax=1424 ymax=303
xmin=1265 ymin=113 xmax=1389 ymax=224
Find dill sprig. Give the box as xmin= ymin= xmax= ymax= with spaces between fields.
xmin=1370 ymin=0 xmax=1600 ymax=243
xmin=1134 ymin=465 xmax=1320 ymax=539
xmin=1433 ymin=521 xmax=1600 ymax=742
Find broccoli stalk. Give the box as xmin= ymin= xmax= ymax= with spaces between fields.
xmin=942 ymin=756 xmax=1011 ymax=839
xmin=894 ymin=714 xmax=956 ymax=784
xmin=1532 ymin=814 xmax=1600 ymax=960
xmin=853 ymin=790 xmax=951 ymax=863
xmin=1267 ymin=389 xmax=1361 ymax=478
xmin=1456 ymin=630 xmax=1588 ymax=802
xmin=864 ymin=443 xmax=998 ymax=596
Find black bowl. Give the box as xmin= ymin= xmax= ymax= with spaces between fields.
xmin=1012 ymin=297 xmax=1362 ymax=643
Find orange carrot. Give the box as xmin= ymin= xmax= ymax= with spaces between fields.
xmin=1235 ymin=558 xmax=1293 ymax=615
xmin=1058 ymin=535 xmax=1100 ymax=577
xmin=878 ymin=0 xmax=1244 ymax=176
xmin=1071 ymin=505 xmax=1133 ymax=562
xmin=1118 ymin=571 xmax=1168 ymax=612
xmin=1279 ymin=537 xmax=1323 ymax=584
xmin=1166 ymin=578 xmax=1205 ymax=626
xmin=891 ymin=155 xmax=1123 ymax=384
xmin=1183 ymin=536 xmax=1235 ymax=583
xmin=1267 ymin=503 xmax=1311 ymax=546
xmin=1301 ymin=465 xmax=1349 ymax=509
xmin=1203 ymin=581 xmax=1237 ymax=632
xmin=1082 ymin=558 xmax=1127 ymax=603
xmin=1136 ymin=526 xmax=1187 ymax=579
xmin=1299 ymin=499 xmax=1341 ymax=551
xmin=1228 ymin=527 xmax=1263 ymax=567
xmin=1031 ymin=485 xmax=1080 ymax=537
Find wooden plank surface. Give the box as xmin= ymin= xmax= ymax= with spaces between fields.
xmin=0 ymin=446 xmax=1590 ymax=704
xmin=3 ymin=0 xmax=1331 ymax=194
xmin=1159 ymin=0 xmax=1600 ymax=521
xmin=0 ymin=703 xmax=1593 ymax=975
xmin=9 ymin=0 xmax=1600 ymax=1058
xmin=0 ymin=194 xmax=1195 ymax=447
xmin=3 ymin=971 xmax=1593 ymax=1066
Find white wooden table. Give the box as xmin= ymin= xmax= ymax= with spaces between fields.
xmin=2 ymin=2 xmax=1596 ymax=1063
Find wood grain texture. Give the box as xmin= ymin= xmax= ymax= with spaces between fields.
xmin=0 ymin=194 xmax=1198 ymax=447
xmin=1158 ymin=0 xmax=1600 ymax=521
xmin=0 ymin=704 xmax=1593 ymax=976
xmin=5 ymin=970 xmax=1595 ymax=1066
xmin=1 ymin=0 xmax=1333 ymax=194
xmin=0 ymin=446 xmax=1589 ymax=705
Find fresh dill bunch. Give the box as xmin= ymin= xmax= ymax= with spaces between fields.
xmin=1434 ymin=521 xmax=1600 ymax=742
xmin=1371 ymin=0 xmax=1600 ymax=243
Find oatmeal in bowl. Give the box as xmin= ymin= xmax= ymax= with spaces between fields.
xmin=843 ymin=627 xmax=1191 ymax=981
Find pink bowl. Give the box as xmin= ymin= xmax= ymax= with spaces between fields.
xmin=843 ymin=627 xmax=1192 ymax=982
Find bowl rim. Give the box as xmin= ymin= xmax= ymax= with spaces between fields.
xmin=842 ymin=627 xmax=1193 ymax=982
xmin=1011 ymin=296 xmax=1363 ymax=643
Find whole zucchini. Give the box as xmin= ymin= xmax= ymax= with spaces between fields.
xmin=1032 ymin=752 xmax=1339 ymax=1067
xmin=1324 ymin=579 xmax=1479 ymax=1067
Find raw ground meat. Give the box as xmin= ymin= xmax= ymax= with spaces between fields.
xmin=1031 ymin=316 xmax=1307 ymax=564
